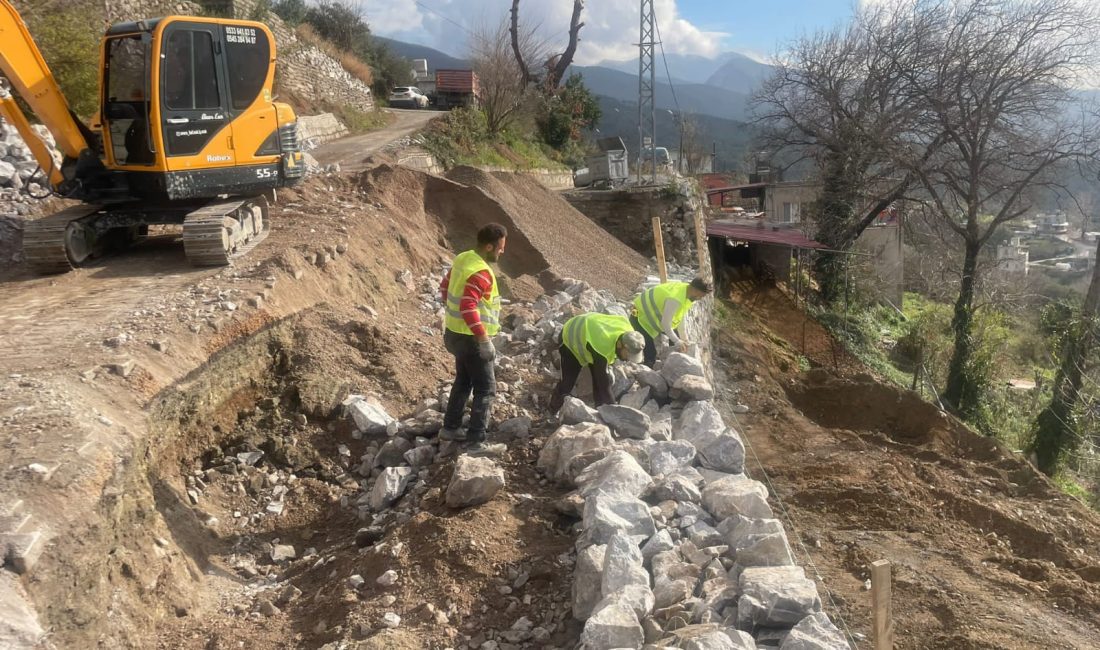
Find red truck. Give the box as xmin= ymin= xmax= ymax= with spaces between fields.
xmin=434 ymin=69 xmax=480 ymax=109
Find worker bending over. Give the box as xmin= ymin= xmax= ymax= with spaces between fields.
xmin=438 ymin=223 xmax=507 ymax=456
xmin=549 ymin=313 xmax=646 ymax=412
xmin=631 ymin=276 xmax=712 ymax=367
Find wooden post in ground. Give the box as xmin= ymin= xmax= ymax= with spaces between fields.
xmin=872 ymin=559 xmax=894 ymax=650
xmin=653 ymin=217 xmax=668 ymax=283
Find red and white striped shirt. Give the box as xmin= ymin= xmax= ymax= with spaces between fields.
xmin=439 ymin=268 xmax=494 ymax=338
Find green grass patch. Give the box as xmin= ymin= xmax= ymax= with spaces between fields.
xmin=331 ymin=106 xmax=393 ymax=135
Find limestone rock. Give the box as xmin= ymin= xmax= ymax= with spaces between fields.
xmin=723 ymin=515 xmax=795 ymax=568
xmin=346 ymin=395 xmax=394 ymax=433
xmin=659 ymin=623 xmax=758 ymax=649
xmin=574 ymin=543 xmax=607 ymax=620
xmin=369 ymin=467 xmax=413 ymax=510
xmin=675 ymin=401 xmax=745 ymax=474
xmin=560 ymin=396 xmax=600 ymax=425
xmin=374 ymin=437 xmax=413 ymax=468
xmin=580 ymin=600 xmax=644 ymax=650
xmin=648 ymin=440 xmax=698 ymax=477
xmin=597 ymin=404 xmax=652 ymax=439
xmin=780 ymin=613 xmax=851 ymax=650
xmin=636 ymin=369 xmax=670 ymax=400
xmin=673 ymin=375 xmax=715 ymax=401
xmin=499 ymin=416 xmax=532 ymax=438
xmin=576 ymin=450 xmax=653 ymax=498
xmin=701 ymin=475 xmax=773 ymax=521
xmin=602 ymin=532 xmax=650 ymax=595
xmin=738 ymin=566 xmax=822 ymax=629
xmin=650 ymin=474 xmax=702 ymax=504
xmin=594 ymin=584 xmax=655 ymax=622
xmin=660 ymin=352 xmax=705 ymax=387
xmin=445 ymin=456 xmax=505 ymax=508
xmin=583 ymin=493 xmax=656 ymax=545
xmin=537 ymin=422 xmax=615 ymax=484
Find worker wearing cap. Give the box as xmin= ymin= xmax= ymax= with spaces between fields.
xmin=549 ymin=313 xmax=647 ymax=412
xmin=631 ymin=276 xmax=712 ymax=367
xmin=438 ymin=223 xmax=507 ymax=455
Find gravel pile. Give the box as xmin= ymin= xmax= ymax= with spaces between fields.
xmin=446 ymin=166 xmax=647 ymax=299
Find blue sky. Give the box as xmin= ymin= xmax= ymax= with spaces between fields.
xmin=360 ymin=0 xmax=861 ymax=64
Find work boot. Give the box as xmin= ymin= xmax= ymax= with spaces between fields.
xmin=462 ymin=442 xmax=506 ymax=458
xmin=439 ymin=427 xmax=467 ymax=442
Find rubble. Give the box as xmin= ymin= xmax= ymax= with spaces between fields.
xmin=445 ymin=455 xmax=505 ymax=508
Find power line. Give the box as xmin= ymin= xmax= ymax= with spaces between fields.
xmin=651 ymin=3 xmax=680 ymax=114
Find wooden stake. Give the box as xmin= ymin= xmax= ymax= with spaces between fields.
xmin=872 ymin=560 xmax=894 ymax=650
xmin=653 ymin=216 xmax=668 ymax=283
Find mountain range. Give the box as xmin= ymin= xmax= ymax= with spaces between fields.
xmin=376 ymin=38 xmax=772 ymax=169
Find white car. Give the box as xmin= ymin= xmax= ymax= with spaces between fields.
xmin=389 ymin=86 xmax=428 ymax=109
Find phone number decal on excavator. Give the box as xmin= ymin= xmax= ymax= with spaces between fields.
xmin=225 ymin=26 xmax=257 ymax=45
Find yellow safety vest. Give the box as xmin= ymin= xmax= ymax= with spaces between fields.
xmin=632 ymin=281 xmax=692 ymax=338
xmin=444 ymin=250 xmax=500 ymax=336
xmin=562 ymin=313 xmax=634 ymax=366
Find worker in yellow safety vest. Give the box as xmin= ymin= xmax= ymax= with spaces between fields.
xmin=437 ymin=223 xmax=507 ymax=456
xmin=631 ymin=276 xmax=712 ymax=367
xmin=549 ymin=312 xmax=647 ymax=412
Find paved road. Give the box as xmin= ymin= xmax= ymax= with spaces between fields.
xmin=311 ymin=108 xmax=438 ymax=173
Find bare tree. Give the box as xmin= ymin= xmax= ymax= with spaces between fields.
xmin=471 ymin=19 xmax=532 ymax=136
xmin=752 ymin=2 xmax=937 ymax=301
xmin=895 ymin=0 xmax=1100 ymax=419
xmin=510 ymin=0 xmax=584 ymax=91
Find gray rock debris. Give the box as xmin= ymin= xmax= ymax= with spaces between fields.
xmin=602 ymin=532 xmax=650 ymax=595
xmin=345 ymin=395 xmax=395 ymax=434
xmin=537 ymin=422 xmax=615 ymax=485
xmin=675 ymin=401 xmax=746 ymax=474
xmin=574 ymin=543 xmax=607 ymax=620
xmin=659 ymin=623 xmax=758 ymax=649
xmin=580 ymin=599 xmax=644 ymax=650
xmin=674 ymin=374 xmax=716 ymax=401
xmin=702 ymin=474 xmax=774 ymax=521
xmin=597 ymin=404 xmax=652 ymax=439
xmin=368 ymin=467 xmax=413 ymax=510
xmin=722 ymin=515 xmax=796 ymax=569
xmin=560 ymin=395 xmax=600 ymax=425
xmin=738 ymin=566 xmax=822 ymax=630
xmin=575 ymin=450 xmax=653 ymax=499
xmin=779 ymin=613 xmax=851 ymax=650
xmin=445 ymin=455 xmax=505 ymax=508
xmin=660 ymin=352 xmax=706 ymax=386
xmin=582 ymin=493 xmax=656 ymax=545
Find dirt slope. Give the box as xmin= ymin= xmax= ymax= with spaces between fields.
xmin=446 ymin=166 xmax=647 ymax=298
xmin=715 ymin=288 xmax=1100 ymax=649
xmin=0 ymin=165 xmax=633 ymax=648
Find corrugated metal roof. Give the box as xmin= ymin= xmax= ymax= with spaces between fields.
xmin=707 ymin=222 xmax=826 ymax=249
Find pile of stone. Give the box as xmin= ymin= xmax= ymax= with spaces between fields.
xmin=0 ymin=121 xmax=59 ymax=212
xmin=538 ymin=349 xmax=851 ymax=649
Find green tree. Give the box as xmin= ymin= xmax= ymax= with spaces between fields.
xmin=536 ymin=74 xmax=600 ymax=149
xmin=28 ymin=8 xmax=100 ymax=119
xmin=272 ymin=0 xmax=308 ymax=26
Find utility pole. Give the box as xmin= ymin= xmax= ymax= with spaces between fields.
xmin=637 ymin=0 xmax=656 ymax=184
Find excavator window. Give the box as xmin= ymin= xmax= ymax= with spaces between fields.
xmin=224 ymin=26 xmax=270 ymax=111
xmin=104 ymin=35 xmax=153 ymax=166
xmin=163 ymin=30 xmax=220 ymax=111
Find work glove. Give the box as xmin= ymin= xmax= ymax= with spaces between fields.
xmin=478 ymin=339 xmax=496 ymax=362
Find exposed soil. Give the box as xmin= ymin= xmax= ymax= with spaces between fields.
xmin=0 ymin=163 xmax=620 ymax=648
xmin=714 ymin=290 xmax=1100 ymax=649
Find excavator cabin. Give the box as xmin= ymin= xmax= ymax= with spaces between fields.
xmin=0 ymin=4 xmax=305 ymax=272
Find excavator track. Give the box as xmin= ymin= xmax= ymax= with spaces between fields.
xmin=182 ymin=196 xmax=271 ymax=267
xmin=22 ymin=204 xmax=103 ymax=274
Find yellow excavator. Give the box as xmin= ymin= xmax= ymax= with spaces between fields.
xmin=0 ymin=2 xmax=305 ymax=272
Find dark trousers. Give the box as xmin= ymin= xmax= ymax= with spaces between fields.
xmin=442 ymin=330 xmax=495 ymax=443
xmin=629 ymin=315 xmax=658 ymax=368
xmin=551 ymin=343 xmax=613 ymax=410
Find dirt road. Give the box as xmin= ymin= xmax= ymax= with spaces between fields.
xmin=312 ymin=108 xmax=438 ymax=172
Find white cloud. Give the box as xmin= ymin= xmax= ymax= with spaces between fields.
xmin=358 ymin=0 xmax=728 ymax=64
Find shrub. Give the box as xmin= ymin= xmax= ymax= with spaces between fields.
xmin=28 ymin=8 xmax=100 ymax=119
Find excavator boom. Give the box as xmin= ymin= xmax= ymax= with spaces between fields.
xmin=0 ymin=0 xmax=91 ymax=188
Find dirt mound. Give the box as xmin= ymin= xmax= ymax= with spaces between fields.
xmin=787 ymin=370 xmax=1007 ymax=461
xmin=446 ymin=166 xmax=646 ymax=298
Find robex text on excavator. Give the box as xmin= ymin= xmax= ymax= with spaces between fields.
xmin=0 ymin=1 xmax=305 ymax=273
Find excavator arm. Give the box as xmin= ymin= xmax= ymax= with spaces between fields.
xmin=0 ymin=0 xmax=93 ymax=189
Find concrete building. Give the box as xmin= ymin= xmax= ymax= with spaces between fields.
xmin=996 ymin=236 xmax=1030 ymax=276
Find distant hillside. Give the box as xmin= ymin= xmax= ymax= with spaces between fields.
xmin=373 ymin=37 xmax=468 ymax=71
xmin=571 ymin=65 xmax=749 ymax=122
xmin=705 ymin=54 xmax=774 ymax=94
xmin=595 ymin=52 xmax=739 ymax=84
xmin=592 ymin=96 xmax=753 ymax=173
